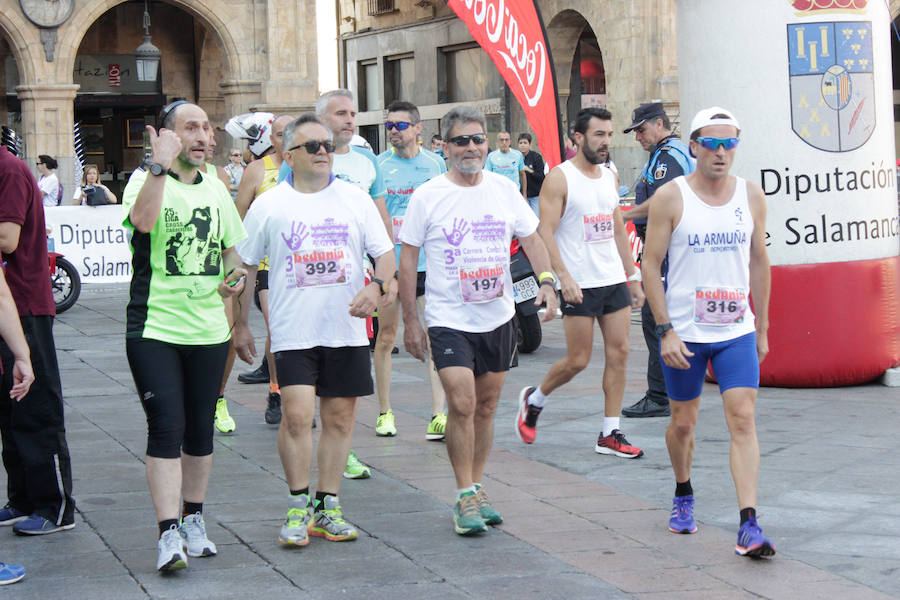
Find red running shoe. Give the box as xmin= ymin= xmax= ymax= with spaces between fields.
xmin=595 ymin=429 xmax=644 ymax=458
xmin=516 ymin=386 xmax=543 ymax=444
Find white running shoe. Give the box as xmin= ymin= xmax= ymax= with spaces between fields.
xmin=179 ymin=512 xmax=217 ymax=558
xmin=157 ymin=525 xmax=188 ymax=572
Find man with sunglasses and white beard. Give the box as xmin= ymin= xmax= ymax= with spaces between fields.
xmin=399 ymin=106 xmax=557 ymax=536
xmin=374 ymin=101 xmax=447 ymax=440
xmin=234 ymin=114 xmax=396 ymax=547
xmin=641 ymin=107 xmax=773 ymax=557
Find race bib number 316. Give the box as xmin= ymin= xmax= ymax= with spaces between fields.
xmin=291 ymin=248 xmax=349 ymax=288
xmin=459 ymin=265 xmax=505 ymax=303
xmin=694 ymin=286 xmax=747 ymax=325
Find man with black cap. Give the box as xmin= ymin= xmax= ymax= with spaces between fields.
xmin=621 ymin=102 xmax=694 ymax=418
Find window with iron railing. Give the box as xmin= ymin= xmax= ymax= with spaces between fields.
xmin=367 ymin=0 xmax=396 ymax=15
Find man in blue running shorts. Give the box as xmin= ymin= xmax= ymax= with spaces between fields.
xmin=641 ymin=106 xmax=774 ymax=558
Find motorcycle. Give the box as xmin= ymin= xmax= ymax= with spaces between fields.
xmin=47 ymin=237 xmax=81 ymax=313
xmin=509 ymin=239 xmax=543 ymax=353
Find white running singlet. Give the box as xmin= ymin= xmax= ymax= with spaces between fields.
xmin=554 ymin=160 xmax=626 ymax=289
xmin=666 ymin=176 xmax=755 ymax=343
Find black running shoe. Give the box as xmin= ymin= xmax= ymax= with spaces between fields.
xmin=238 ymin=361 xmax=269 ymax=384
xmin=265 ymin=392 xmax=282 ymax=424
xmin=622 ymin=395 xmax=670 ymax=418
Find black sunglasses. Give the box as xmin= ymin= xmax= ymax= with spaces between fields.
xmin=385 ymin=121 xmax=413 ymax=131
xmin=289 ymin=140 xmax=336 ymax=154
xmin=447 ymin=134 xmax=487 ymax=147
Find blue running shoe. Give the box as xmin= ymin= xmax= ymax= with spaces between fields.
xmin=12 ymin=514 xmax=74 ymax=536
xmin=735 ymin=516 xmax=775 ymax=557
xmin=668 ymin=495 xmax=697 ymax=534
xmin=0 ymin=562 xmax=25 ymax=585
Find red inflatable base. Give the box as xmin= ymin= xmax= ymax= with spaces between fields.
xmin=759 ymin=256 xmax=900 ymax=387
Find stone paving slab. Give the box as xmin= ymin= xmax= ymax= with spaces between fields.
xmin=0 ymin=284 xmax=897 ymax=599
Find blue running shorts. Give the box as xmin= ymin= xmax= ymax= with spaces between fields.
xmin=661 ymin=332 xmax=759 ymax=401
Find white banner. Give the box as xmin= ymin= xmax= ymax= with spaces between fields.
xmin=677 ymin=0 xmax=899 ymax=266
xmin=44 ymin=205 xmax=132 ymax=283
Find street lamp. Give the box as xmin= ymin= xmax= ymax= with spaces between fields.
xmin=134 ymin=0 xmax=160 ymax=82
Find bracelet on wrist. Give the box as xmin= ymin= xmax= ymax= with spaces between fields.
xmin=537 ymin=271 xmax=555 ymax=283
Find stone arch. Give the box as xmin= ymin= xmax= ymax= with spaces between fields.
xmin=56 ymin=0 xmax=242 ymax=83
xmin=0 ymin=10 xmax=39 ymax=85
xmin=545 ymin=9 xmax=602 ymax=129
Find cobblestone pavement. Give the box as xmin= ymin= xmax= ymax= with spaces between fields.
xmin=1 ymin=283 xmax=897 ymax=599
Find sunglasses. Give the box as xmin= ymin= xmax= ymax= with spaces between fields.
xmin=447 ymin=134 xmax=487 ymax=147
xmin=230 ymin=153 xmax=241 ymax=157
xmin=289 ymin=140 xmax=336 ymax=154
xmin=695 ymin=136 xmax=739 ymax=151
xmin=385 ymin=121 xmax=414 ymax=131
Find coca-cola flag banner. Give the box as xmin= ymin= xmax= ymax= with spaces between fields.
xmin=446 ymin=0 xmax=564 ymax=168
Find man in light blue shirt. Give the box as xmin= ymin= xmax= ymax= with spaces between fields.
xmin=375 ymin=101 xmax=448 ymax=441
xmin=485 ymin=131 xmax=526 ymax=199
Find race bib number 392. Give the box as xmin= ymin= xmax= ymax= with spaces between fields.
xmin=291 ymin=248 xmax=349 ymax=288
xmin=693 ymin=286 xmax=747 ymax=325
xmin=583 ymin=213 xmax=614 ymax=243
xmin=459 ymin=264 xmax=505 ymax=303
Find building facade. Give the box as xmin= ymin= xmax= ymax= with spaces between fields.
xmin=1 ymin=0 xmax=320 ymax=202
xmin=337 ymin=0 xmax=679 ymax=187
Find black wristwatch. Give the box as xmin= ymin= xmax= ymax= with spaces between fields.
xmin=147 ymin=162 xmax=167 ymax=176
xmin=370 ymin=278 xmax=386 ymax=295
xmin=654 ymin=322 xmax=674 ymax=337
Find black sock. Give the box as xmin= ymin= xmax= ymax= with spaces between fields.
xmin=158 ymin=518 xmax=179 ymax=537
xmin=675 ymin=479 xmax=693 ymax=497
xmin=289 ymin=487 xmax=309 ymax=497
xmin=739 ymin=507 xmax=756 ymax=525
xmin=183 ymin=501 xmax=202 ymax=517
xmin=314 ymin=491 xmax=333 ymax=508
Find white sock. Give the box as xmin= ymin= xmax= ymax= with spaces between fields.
xmin=456 ymin=486 xmax=476 ymax=499
xmin=603 ymin=417 xmax=620 ymax=437
xmin=528 ymin=387 xmax=548 ymax=408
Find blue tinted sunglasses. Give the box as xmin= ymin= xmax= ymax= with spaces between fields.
xmin=695 ymin=136 xmax=739 ymax=151
xmin=385 ymin=121 xmax=413 ymax=131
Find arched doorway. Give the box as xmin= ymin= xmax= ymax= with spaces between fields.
xmin=69 ymin=1 xmax=230 ymax=197
xmin=546 ymin=10 xmax=605 ymax=132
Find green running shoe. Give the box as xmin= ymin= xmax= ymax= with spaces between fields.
xmin=342 ymin=450 xmax=371 ymax=479
xmin=426 ymin=413 xmax=446 ymax=441
xmin=453 ymin=491 xmax=487 ymax=535
xmin=214 ymin=397 xmax=236 ymax=434
xmin=309 ymin=495 xmax=358 ymax=542
xmin=375 ymin=410 xmax=397 ymax=437
xmin=475 ymin=486 xmax=502 ymax=525
xmin=279 ymin=495 xmax=313 ymax=546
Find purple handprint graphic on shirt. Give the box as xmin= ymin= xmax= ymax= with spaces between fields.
xmin=282 ymin=221 xmax=309 ymax=251
xmin=442 ymin=218 xmax=470 ymax=247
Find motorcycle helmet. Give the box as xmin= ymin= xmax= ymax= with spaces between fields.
xmin=225 ymin=112 xmax=275 ymax=158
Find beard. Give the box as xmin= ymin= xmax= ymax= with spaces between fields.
xmin=582 ymin=143 xmax=608 ymax=165
xmin=450 ymin=153 xmax=485 ymax=174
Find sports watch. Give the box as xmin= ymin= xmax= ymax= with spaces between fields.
xmin=654 ymin=322 xmax=674 ymax=337
xmin=370 ymin=277 xmax=386 ymax=295
xmin=147 ymin=162 xmax=167 ymax=176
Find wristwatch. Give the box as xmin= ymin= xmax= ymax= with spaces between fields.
xmin=654 ymin=322 xmax=674 ymax=337
xmin=370 ymin=277 xmax=386 ymax=295
xmin=147 ymin=162 xmax=167 ymax=176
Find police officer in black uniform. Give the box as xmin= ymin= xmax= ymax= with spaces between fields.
xmin=621 ymin=103 xmax=695 ymax=418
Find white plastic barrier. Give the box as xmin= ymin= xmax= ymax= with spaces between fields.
xmin=44 ymin=206 xmax=132 ymax=284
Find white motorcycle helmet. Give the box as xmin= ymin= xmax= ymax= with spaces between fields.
xmin=225 ymin=112 xmax=275 ymax=158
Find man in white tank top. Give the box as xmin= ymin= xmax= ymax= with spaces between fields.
xmin=641 ymin=107 xmax=774 ymax=558
xmin=515 ymin=108 xmax=646 ymax=459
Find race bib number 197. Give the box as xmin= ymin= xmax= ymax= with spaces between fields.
xmin=459 ymin=265 xmax=505 ymax=303
xmin=583 ymin=213 xmax=614 ymax=243
xmin=694 ymin=286 xmax=747 ymax=325
xmin=292 ymin=248 xmax=349 ymax=288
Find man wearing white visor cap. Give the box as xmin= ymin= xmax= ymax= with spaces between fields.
xmin=641 ymin=106 xmax=775 ymax=557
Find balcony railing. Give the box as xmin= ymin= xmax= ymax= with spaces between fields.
xmin=367 ymin=0 xmax=396 ymax=15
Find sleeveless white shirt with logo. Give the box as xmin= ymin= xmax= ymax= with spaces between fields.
xmin=666 ymin=176 xmax=756 ymax=343
xmin=554 ymin=160 xmax=626 ymax=289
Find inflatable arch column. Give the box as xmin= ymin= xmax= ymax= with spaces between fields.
xmin=677 ymin=0 xmax=900 ymax=386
